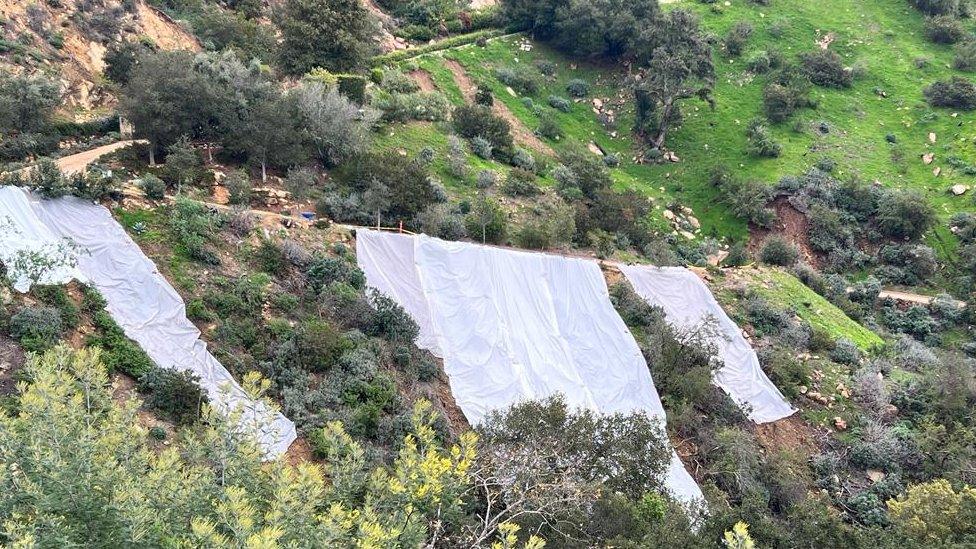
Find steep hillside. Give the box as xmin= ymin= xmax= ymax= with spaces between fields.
xmin=0 ymin=0 xmax=199 ymax=114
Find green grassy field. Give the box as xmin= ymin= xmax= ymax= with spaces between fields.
xmin=379 ymin=0 xmax=976 ymax=249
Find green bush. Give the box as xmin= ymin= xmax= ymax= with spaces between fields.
xmin=760 ymin=236 xmax=799 ymax=266
xmin=138 ymin=367 xmax=208 ymax=425
xmin=876 ymin=190 xmax=937 ymax=239
xmin=452 ymin=104 xmax=513 ymax=157
xmin=723 ymin=21 xmax=753 ymax=57
xmin=924 ymin=76 xmax=976 ymax=109
xmin=502 ymin=168 xmax=541 ymax=197
xmin=925 ymin=15 xmax=967 ymax=44
xmin=953 ymin=40 xmax=976 ymax=71
xmin=495 ymin=65 xmax=542 ymax=95
xmin=336 ymin=74 xmax=367 ymax=103
xmin=87 ymin=310 xmax=155 ymax=378
xmin=363 ymin=291 xmax=419 ymax=343
xmin=225 ymin=170 xmax=252 ymax=206
xmin=566 ymin=78 xmax=589 ymax=97
xmin=9 ymin=306 xmax=63 ymax=352
xmin=255 ymin=239 xmax=287 ymax=276
xmin=800 ymin=49 xmax=853 ymax=88
xmin=548 ymin=95 xmax=571 ymax=112
xmin=138 ymin=174 xmax=166 ymax=200
xmin=306 ymin=255 xmax=366 ymax=292
xmin=745 ymin=119 xmax=782 ymax=158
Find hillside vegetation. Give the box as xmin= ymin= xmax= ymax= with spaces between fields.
xmin=2 ymin=0 xmax=976 ymax=546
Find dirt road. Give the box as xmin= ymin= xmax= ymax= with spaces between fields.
xmin=56 ymin=140 xmax=145 ymax=174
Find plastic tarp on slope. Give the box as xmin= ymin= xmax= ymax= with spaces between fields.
xmin=0 ymin=186 xmax=296 ymax=456
xmin=0 ymin=187 xmax=85 ymax=291
xmin=356 ymin=229 xmax=704 ymax=505
xmin=619 ymin=265 xmax=795 ymax=424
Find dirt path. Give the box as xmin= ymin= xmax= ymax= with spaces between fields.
xmin=875 ymin=289 xmax=966 ymax=308
xmin=57 ymin=140 xmax=146 ymax=174
xmin=443 ymin=59 xmax=554 ymax=155
xmin=409 ymin=69 xmax=437 ymax=92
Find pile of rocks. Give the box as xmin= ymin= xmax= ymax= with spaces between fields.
xmin=662 ymin=206 xmax=701 ymax=240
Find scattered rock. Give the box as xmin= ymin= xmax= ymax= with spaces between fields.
xmin=933 ymin=166 xmax=942 ymax=177
xmin=806 ymin=391 xmax=829 ymax=405
xmin=832 ymin=416 xmax=848 ymax=431
xmin=922 ymin=152 xmax=934 ymax=165
xmin=505 ymin=86 xmax=517 ymax=97
xmin=951 ymin=184 xmax=970 ymax=195
xmin=0 ymin=286 xmax=11 ymax=306
xmin=587 ymin=141 xmax=604 ymax=156
xmin=867 ymin=470 xmax=886 ymax=483
xmin=929 ymin=132 xmax=937 ymax=143
xmin=663 ymin=209 xmax=676 ymax=221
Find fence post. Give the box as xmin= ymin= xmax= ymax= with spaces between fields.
xmin=399 ymin=220 xmax=403 ymax=234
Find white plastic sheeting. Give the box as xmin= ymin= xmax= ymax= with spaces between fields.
xmin=0 ymin=187 xmax=85 ymax=291
xmin=0 ymin=186 xmax=296 ymax=457
xmin=356 ymin=230 xmax=704 ymax=505
xmin=619 ymin=265 xmax=795 ymax=424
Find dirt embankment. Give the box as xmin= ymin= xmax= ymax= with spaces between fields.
xmin=749 ymin=197 xmax=821 ymax=268
xmin=0 ymin=0 xmax=200 ymax=114
xmin=443 ymin=59 xmax=554 ymax=156
xmin=409 ymin=69 xmax=438 ymax=92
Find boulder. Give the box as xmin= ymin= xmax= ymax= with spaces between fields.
xmin=951 ymin=184 xmax=969 ymax=196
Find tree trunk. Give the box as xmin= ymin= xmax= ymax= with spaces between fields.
xmin=261 ymin=161 xmax=267 ymax=183
xmin=482 ymin=224 xmax=486 ymax=244
xmin=148 ymin=146 xmax=156 ymax=167
xmin=207 ymin=143 xmax=214 ymax=163
xmin=652 ymin=100 xmax=674 ymax=149
xmin=376 ymin=211 xmax=381 ymax=229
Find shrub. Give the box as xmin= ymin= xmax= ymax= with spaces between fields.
xmin=364 ymin=291 xmax=419 ymax=343
xmin=710 ymin=167 xmax=775 ymax=227
xmin=9 ymin=306 xmax=62 ymax=352
xmin=760 ymin=236 xmax=799 ymax=266
xmin=306 ymin=256 xmax=365 ymax=292
xmin=745 ymin=119 xmax=782 ymax=157
xmin=377 ymin=91 xmax=451 ymax=122
xmin=465 ymin=195 xmax=507 ymax=244
xmin=502 ymin=168 xmax=541 ymax=197
xmin=747 ymin=51 xmax=772 ymax=73
xmin=225 ymin=170 xmax=252 ymax=206
xmin=379 ymin=69 xmax=418 ymax=94
xmin=494 ymin=65 xmax=542 ymax=95
xmin=476 ymin=169 xmax=498 ymax=189
xmin=534 ymin=59 xmax=556 ymax=76
xmin=830 ymin=338 xmax=861 ymax=365
xmin=138 ymin=174 xmax=166 ymax=200
xmin=800 ymin=49 xmax=853 ymax=88
xmin=925 ymin=15 xmax=967 ymax=44
xmin=510 ymin=147 xmax=535 ymax=171
xmin=284 ymin=166 xmax=318 ymax=200
xmin=924 ymin=76 xmax=976 ymax=109
xmin=470 ymin=136 xmax=493 ymax=159
xmin=536 ymin=111 xmax=562 ymax=139
xmin=87 ymin=310 xmax=155 ymax=379
xmin=138 ymin=367 xmax=207 ymax=425
xmin=255 ymin=239 xmax=287 ymax=276
xmin=475 ymin=84 xmax=493 ymax=106
xmin=566 ymin=78 xmax=590 ymax=97
xmin=888 ymin=480 xmax=976 ymax=544
xmin=548 ymin=95 xmax=571 ymax=113
xmin=876 ymin=190 xmax=937 ymax=239
xmin=415 ymin=203 xmax=466 ymax=240
xmin=227 ymin=207 xmax=256 ymax=237
xmin=452 ymin=104 xmax=513 ymax=156
xmin=723 ymin=21 xmax=753 ymax=57
xmin=910 ymin=0 xmax=962 ymax=16
xmin=953 ymin=40 xmax=976 ymax=71
xmin=168 ymin=197 xmax=223 ymax=264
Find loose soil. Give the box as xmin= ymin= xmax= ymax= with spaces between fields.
xmin=443 ymin=59 xmax=554 ymax=155
xmin=748 ymin=197 xmax=821 ymax=268
xmin=409 ymin=69 xmax=438 ymax=93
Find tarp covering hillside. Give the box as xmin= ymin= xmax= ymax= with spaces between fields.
xmin=0 ymin=187 xmax=85 ymax=291
xmin=356 ymin=229 xmax=704 ymax=505
xmin=619 ymin=265 xmax=795 ymax=424
xmin=0 ymin=186 xmax=297 ymax=457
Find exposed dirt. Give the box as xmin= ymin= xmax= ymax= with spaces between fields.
xmin=443 ymin=59 xmax=554 ymax=155
xmin=284 ymin=436 xmax=314 ymax=465
xmin=749 ymin=197 xmax=821 ymax=268
xmin=0 ymin=0 xmax=200 ymax=113
xmin=362 ymin=0 xmax=408 ymax=52
xmin=754 ymin=414 xmax=822 ymax=457
xmin=409 ymin=69 xmax=438 ymax=92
